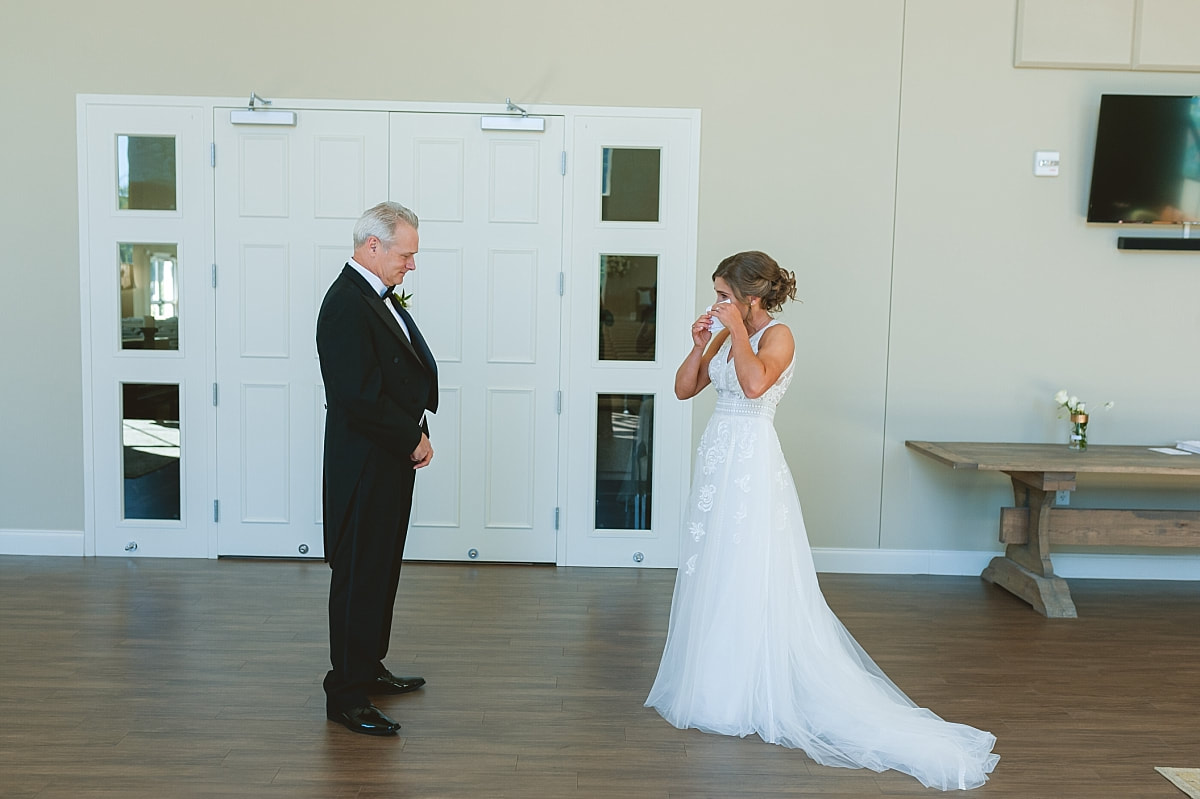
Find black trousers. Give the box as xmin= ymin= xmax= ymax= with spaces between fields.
xmin=323 ymin=469 xmax=415 ymax=710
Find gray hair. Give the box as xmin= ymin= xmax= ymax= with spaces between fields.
xmin=352 ymin=201 xmax=419 ymax=248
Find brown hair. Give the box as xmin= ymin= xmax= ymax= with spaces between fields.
xmin=711 ymin=251 xmax=798 ymax=313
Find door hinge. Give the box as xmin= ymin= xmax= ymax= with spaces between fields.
xmin=560 ymin=151 xmax=566 ymax=176
xmin=213 ymin=499 xmax=219 ymax=522
xmin=554 ymin=507 xmax=560 ymax=530
xmin=211 ymin=263 xmax=217 ymax=288
xmin=212 ymin=383 xmax=219 ymax=406
xmin=210 ymin=142 xmax=216 ymax=167
xmin=558 ymin=272 xmax=564 ymax=296
xmin=556 ymin=390 xmax=562 ymax=414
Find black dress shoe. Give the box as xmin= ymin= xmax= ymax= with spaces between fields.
xmin=326 ymin=703 xmax=400 ymax=736
xmin=373 ymin=669 xmax=425 ymax=694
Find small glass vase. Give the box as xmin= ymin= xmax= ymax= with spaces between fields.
xmin=1068 ymin=413 xmax=1089 ymax=450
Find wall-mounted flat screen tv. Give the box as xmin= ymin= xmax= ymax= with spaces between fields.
xmin=1087 ymin=94 xmax=1200 ymax=224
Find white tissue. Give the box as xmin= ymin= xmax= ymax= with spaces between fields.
xmin=707 ymin=299 xmax=732 ymax=333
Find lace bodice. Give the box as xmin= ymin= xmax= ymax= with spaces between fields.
xmin=707 ymin=320 xmax=794 ymax=409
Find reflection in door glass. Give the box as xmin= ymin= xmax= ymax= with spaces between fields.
xmin=601 ymin=147 xmax=661 ymax=222
xmin=119 ymin=243 xmax=179 ymax=351
xmin=117 ymin=135 xmax=177 ymax=210
xmin=598 ymin=255 xmax=657 ymax=361
xmin=122 ymin=383 xmax=181 ymax=520
xmin=595 ymin=394 xmax=653 ymax=530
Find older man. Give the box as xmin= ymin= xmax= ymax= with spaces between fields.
xmin=316 ymin=201 xmax=438 ymax=736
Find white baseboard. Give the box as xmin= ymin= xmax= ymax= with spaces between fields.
xmin=1 ymin=533 xmax=1197 ymax=579
xmin=812 ymin=547 xmax=1200 ymax=581
xmin=0 ymin=530 xmax=86 ymax=556
xmin=1051 ymin=552 xmax=1200 ymax=581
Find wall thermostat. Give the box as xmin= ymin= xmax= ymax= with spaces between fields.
xmin=1034 ymin=150 xmax=1060 ymax=177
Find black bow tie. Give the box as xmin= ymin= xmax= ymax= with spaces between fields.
xmin=382 ymin=286 xmax=395 ymax=300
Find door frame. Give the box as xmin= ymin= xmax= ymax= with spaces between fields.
xmin=77 ymin=94 xmax=700 ymax=565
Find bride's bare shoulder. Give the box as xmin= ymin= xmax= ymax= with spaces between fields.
xmin=760 ymin=322 xmax=794 ymax=345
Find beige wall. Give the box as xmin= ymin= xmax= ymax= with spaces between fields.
xmin=2 ymin=1 xmax=1197 ymax=556
xmin=883 ymin=1 xmax=1200 ymax=552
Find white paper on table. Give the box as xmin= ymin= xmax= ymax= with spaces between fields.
xmin=1149 ymin=447 xmax=1193 ymax=455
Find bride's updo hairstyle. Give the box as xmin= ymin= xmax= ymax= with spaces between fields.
xmin=711 ymin=251 xmax=798 ymax=313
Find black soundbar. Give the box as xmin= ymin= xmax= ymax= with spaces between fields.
xmin=1117 ymin=237 xmax=1200 ymax=251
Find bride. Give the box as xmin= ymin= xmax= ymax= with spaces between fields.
xmin=645 ymin=251 xmax=999 ymax=791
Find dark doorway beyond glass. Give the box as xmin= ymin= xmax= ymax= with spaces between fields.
xmin=595 ymin=394 xmax=654 ymax=530
xmin=122 ymin=383 xmax=181 ymax=520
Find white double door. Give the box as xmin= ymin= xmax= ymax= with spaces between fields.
xmin=213 ymin=109 xmax=564 ymax=562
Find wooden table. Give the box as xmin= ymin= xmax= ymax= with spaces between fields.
xmin=906 ymin=441 xmax=1200 ymax=617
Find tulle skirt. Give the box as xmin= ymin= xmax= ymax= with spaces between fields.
xmin=645 ymin=401 xmax=999 ymax=790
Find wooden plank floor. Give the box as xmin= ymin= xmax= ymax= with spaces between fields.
xmin=0 ymin=556 xmax=1197 ymax=798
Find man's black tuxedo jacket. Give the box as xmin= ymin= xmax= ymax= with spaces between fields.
xmin=316 ymin=264 xmax=438 ymax=562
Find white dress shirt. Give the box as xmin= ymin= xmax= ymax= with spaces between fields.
xmin=347 ymin=258 xmax=411 ymax=340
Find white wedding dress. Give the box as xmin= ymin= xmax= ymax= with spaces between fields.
xmin=645 ymin=322 xmax=999 ymax=791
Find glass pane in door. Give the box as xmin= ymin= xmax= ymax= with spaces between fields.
xmin=122 ymin=383 xmax=181 ymax=520
xmin=601 ymin=147 xmax=661 ymax=222
xmin=119 ymin=243 xmax=179 ymax=350
xmin=595 ymin=393 xmax=654 ymax=529
xmin=599 ymin=254 xmax=658 ymax=361
xmin=117 ymin=135 xmax=177 ymax=210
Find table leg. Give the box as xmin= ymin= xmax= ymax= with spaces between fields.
xmin=981 ymin=475 xmax=1077 ymax=618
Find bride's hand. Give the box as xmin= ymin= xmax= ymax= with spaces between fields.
xmin=691 ymin=313 xmax=714 ymax=348
xmin=709 ymin=300 xmax=741 ymax=334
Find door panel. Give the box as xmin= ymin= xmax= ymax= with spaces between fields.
xmin=214 ymin=109 xmax=389 ymax=558
xmin=564 ymin=116 xmax=699 ymax=567
xmin=391 ymin=113 xmax=565 ymax=563
xmin=83 ymin=103 xmax=213 ymax=558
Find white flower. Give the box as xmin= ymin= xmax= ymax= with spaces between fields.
xmin=1054 ymin=389 xmax=1114 ymax=418
xmin=698 ymin=484 xmax=715 ymax=512
xmin=689 ymin=522 xmax=706 ymax=541
xmin=684 ymin=554 xmax=698 ymax=575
